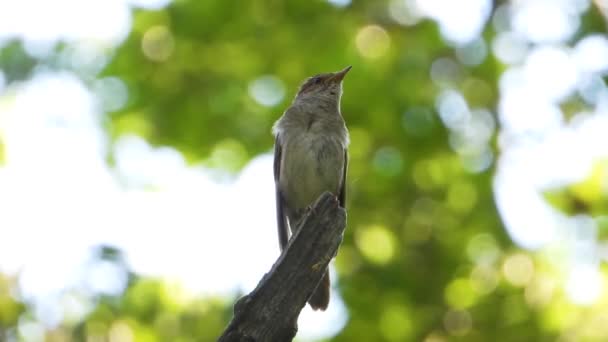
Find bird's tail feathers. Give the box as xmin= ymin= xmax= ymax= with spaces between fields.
xmin=308 ymin=271 xmax=330 ymax=311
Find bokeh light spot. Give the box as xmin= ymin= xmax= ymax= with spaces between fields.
xmin=524 ymin=275 xmax=556 ymax=308
xmin=443 ymin=309 xmax=472 ymax=336
xmin=60 ymin=41 xmax=109 ymax=75
xmin=248 ymin=75 xmax=286 ymax=107
xmin=18 ymin=320 xmax=45 ymax=342
xmin=380 ymin=304 xmax=412 ymax=341
xmin=566 ymin=264 xmax=602 ymax=305
xmin=412 ymin=156 xmax=460 ymax=190
xmin=388 ymin=0 xmax=422 ymax=26
xmin=355 ymin=224 xmax=397 ymax=265
xmin=466 ymin=233 xmax=500 ymax=265
xmin=206 ymin=139 xmax=248 ymax=173
xmin=128 ymin=0 xmax=173 ymax=10
xmin=373 ymin=146 xmax=404 ymax=177
xmin=85 ymin=260 xmax=128 ymax=296
xmin=578 ymin=74 xmax=607 ymax=105
xmin=455 ymin=38 xmax=487 ymax=66
xmin=109 ymin=321 xmax=134 ymax=342
xmin=355 ymin=25 xmax=391 ymax=59
xmin=430 ymin=58 xmax=463 ymax=86
xmin=492 ymin=31 xmax=529 ymax=65
xmin=523 ymin=45 xmax=578 ymax=102
xmin=424 ymin=332 xmax=447 ymax=342
xmin=417 ymin=0 xmax=491 ymax=44
xmin=581 ymin=312 xmax=608 ymax=341
xmin=141 ymin=25 xmax=174 ymax=62
xmin=93 ymin=77 xmax=128 ymax=112
xmin=460 ymin=148 xmax=493 ymax=173
xmin=446 ymin=181 xmax=477 ymax=213
xmin=502 ymin=253 xmax=534 ymax=287
xmin=573 ymin=34 xmax=608 ymax=73
xmin=470 ymin=265 xmax=499 ymax=295
xmin=512 ymin=0 xmax=579 ymax=43
xmin=402 ymin=106 xmax=435 ymax=137
xmin=326 ymin=0 xmax=351 ymax=7
xmin=60 ymin=292 xmax=92 ymax=325
xmin=498 ymin=65 xmax=566 ymax=134
xmin=436 ymin=89 xmax=469 ymax=130
xmin=445 ymin=278 xmax=477 ymax=309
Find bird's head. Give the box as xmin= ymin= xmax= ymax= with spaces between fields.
xmin=294 ymin=66 xmax=351 ymax=104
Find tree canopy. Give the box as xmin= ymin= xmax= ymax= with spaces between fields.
xmin=1 ymin=0 xmax=608 ymax=341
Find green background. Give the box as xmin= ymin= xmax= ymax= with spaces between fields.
xmin=1 ymin=0 xmax=608 ymax=341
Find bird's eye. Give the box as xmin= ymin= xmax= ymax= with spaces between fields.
xmin=312 ymin=77 xmax=321 ymax=84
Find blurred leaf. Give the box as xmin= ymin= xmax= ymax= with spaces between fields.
xmin=544 ymin=160 xmax=608 ymax=216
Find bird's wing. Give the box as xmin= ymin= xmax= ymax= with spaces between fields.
xmin=338 ymin=148 xmax=348 ymax=208
xmin=274 ymin=136 xmax=289 ymax=251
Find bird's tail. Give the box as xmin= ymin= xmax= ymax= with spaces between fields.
xmin=308 ymin=271 xmax=330 ymax=311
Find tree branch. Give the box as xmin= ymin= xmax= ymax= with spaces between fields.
xmin=218 ymin=192 xmax=347 ymax=342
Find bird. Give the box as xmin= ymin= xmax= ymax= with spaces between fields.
xmin=272 ymin=66 xmax=350 ymax=311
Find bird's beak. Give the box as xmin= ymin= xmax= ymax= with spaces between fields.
xmin=329 ymin=66 xmax=352 ymax=83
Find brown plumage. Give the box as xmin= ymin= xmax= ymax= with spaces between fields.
xmin=272 ymin=66 xmax=351 ymax=310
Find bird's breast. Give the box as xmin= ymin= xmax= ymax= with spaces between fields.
xmin=280 ymin=131 xmax=344 ymax=211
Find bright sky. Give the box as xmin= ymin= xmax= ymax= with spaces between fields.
xmin=1 ymin=0 xmax=608 ymax=339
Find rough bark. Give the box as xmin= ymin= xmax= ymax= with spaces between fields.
xmin=218 ymin=192 xmax=347 ymax=342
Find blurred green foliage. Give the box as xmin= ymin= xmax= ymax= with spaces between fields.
xmin=544 ymin=161 xmax=608 ymax=216
xmin=2 ymin=0 xmax=608 ymax=341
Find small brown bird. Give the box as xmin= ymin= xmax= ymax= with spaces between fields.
xmin=272 ymin=66 xmax=350 ymax=311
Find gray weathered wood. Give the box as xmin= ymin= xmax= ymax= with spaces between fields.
xmin=218 ymin=192 xmax=347 ymax=342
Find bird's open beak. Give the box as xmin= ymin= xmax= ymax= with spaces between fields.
xmin=329 ymin=66 xmax=352 ymax=83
